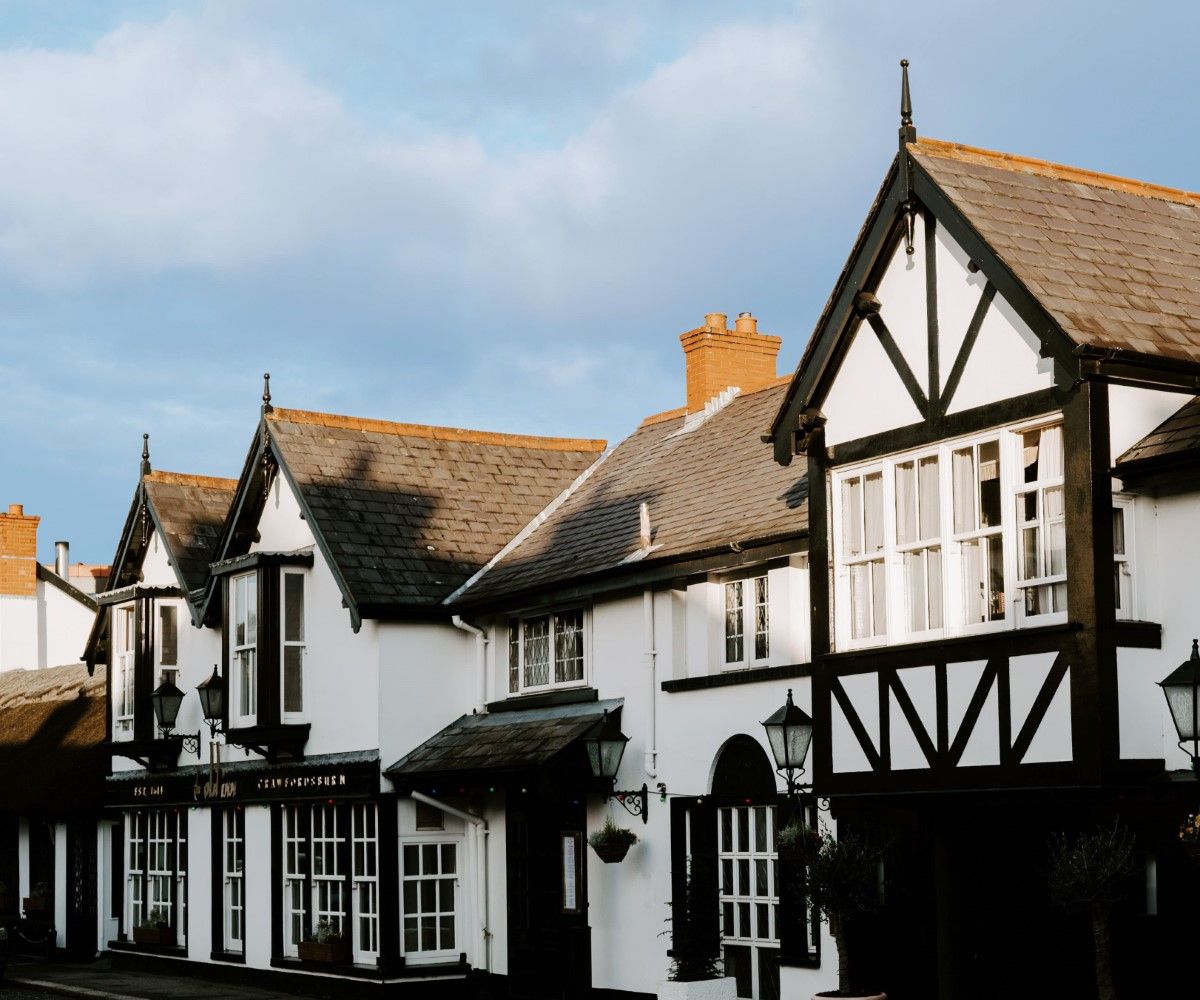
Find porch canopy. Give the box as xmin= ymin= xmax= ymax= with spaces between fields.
xmin=384 ymin=697 xmax=624 ymax=794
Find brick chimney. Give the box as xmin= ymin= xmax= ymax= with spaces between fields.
xmin=680 ymin=312 xmax=782 ymax=413
xmin=0 ymin=504 xmax=39 ymax=597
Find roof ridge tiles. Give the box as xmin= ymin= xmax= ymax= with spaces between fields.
xmin=145 ymin=470 xmax=239 ymax=490
xmin=913 ymin=137 xmax=1200 ymax=209
xmin=268 ymin=407 xmax=606 ymax=453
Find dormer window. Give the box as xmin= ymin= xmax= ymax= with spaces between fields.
xmin=724 ymin=575 xmax=769 ymax=668
xmin=507 ymin=609 xmax=587 ymax=695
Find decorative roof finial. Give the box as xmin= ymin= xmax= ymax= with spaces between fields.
xmin=262 ymin=372 xmax=273 ymax=414
xmin=898 ymin=58 xmax=918 ymax=256
xmin=900 ymin=59 xmax=913 ymax=131
xmin=140 ymin=433 xmax=151 ymax=477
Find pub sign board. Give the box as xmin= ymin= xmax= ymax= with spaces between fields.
xmin=106 ymin=758 xmax=379 ymax=808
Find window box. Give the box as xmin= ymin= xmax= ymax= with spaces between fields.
xmin=298 ymin=938 xmax=352 ymax=964
xmin=132 ymin=925 xmax=177 ymax=947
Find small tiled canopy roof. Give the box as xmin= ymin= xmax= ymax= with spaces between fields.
xmin=0 ymin=664 xmax=106 ymax=812
xmin=457 ymin=382 xmax=808 ymax=605
xmin=385 ymin=698 xmax=621 ymax=782
xmin=265 ymin=409 xmax=606 ymax=610
xmin=1116 ymin=397 xmax=1200 ymax=469
xmin=143 ymin=472 xmax=238 ymax=594
xmin=911 ymin=138 xmax=1200 ymax=363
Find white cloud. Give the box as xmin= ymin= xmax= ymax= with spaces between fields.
xmin=0 ymin=10 xmax=852 ymax=307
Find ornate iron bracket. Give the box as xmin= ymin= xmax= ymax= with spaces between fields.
xmin=608 ymin=783 xmax=649 ymax=824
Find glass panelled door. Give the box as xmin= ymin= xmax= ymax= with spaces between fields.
xmin=718 ymin=804 xmax=780 ymax=1000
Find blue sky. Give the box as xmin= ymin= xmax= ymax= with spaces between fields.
xmin=2 ymin=1 xmax=1197 ymax=562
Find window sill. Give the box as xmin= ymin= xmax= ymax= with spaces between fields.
xmin=488 ymin=686 xmax=598 ymax=713
xmin=663 ymin=663 xmax=812 ymax=693
xmin=224 ymin=723 xmax=311 ymax=763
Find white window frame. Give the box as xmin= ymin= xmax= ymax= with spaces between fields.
xmin=125 ymin=810 xmax=145 ymax=932
xmin=722 ymin=574 xmax=771 ymax=670
xmin=1013 ymin=423 xmax=1068 ymax=626
xmin=506 ymin=608 xmax=589 ymax=696
xmin=718 ymin=803 xmax=779 ymax=1000
xmin=832 ymin=415 xmax=1067 ymax=651
xmin=352 ymin=803 xmax=379 ymax=964
xmin=230 ymin=573 xmax=258 ymax=726
xmin=157 ymin=602 xmax=179 ymax=672
xmin=223 ymin=809 xmax=244 ymax=954
xmin=400 ymin=835 xmax=461 ymax=965
xmin=1113 ymin=494 xmax=1136 ymax=621
xmin=113 ymin=604 xmax=136 ymax=736
xmin=281 ymin=570 xmax=306 ymax=723
xmin=282 ymin=805 xmax=307 ymax=960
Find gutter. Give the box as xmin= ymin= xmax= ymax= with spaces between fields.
xmin=451 ymin=615 xmax=489 ymax=714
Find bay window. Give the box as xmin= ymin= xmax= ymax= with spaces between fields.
xmin=507 ymin=609 xmax=587 ymax=694
xmin=231 ymin=573 xmax=258 ymax=724
xmin=283 ymin=571 xmax=305 ymax=719
xmin=833 ymin=417 xmax=1069 ymax=649
xmin=114 ymin=606 xmax=136 ymax=734
xmin=725 ymin=575 xmax=770 ymax=668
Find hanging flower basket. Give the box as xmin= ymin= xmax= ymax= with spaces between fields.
xmin=1178 ymin=812 xmax=1200 ymax=865
xmin=589 ymin=816 xmax=638 ymax=864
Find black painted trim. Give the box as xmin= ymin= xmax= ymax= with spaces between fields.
xmin=939 ymin=282 xmax=995 ymax=413
xmin=830 ymin=676 xmax=882 ymax=771
xmin=823 ymin=622 xmax=1078 ymax=673
xmin=488 ymin=687 xmax=599 ymax=713
xmin=661 ymin=662 xmax=812 ymax=693
xmin=887 ymin=670 xmax=937 ymax=766
xmin=209 ymin=549 xmax=314 ymax=577
xmin=210 ymin=809 xmax=222 ymax=956
xmin=1115 ymin=620 xmax=1162 ymax=649
xmin=924 ymin=211 xmax=940 ymax=416
xmin=1010 ymin=653 xmax=1069 ymax=763
xmin=946 ymin=659 xmax=999 ymax=766
xmin=826 ymin=386 xmax=1062 ymax=467
xmin=866 ymin=313 xmax=928 ymax=418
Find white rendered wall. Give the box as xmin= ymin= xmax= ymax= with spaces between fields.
xmin=0 ymin=597 xmax=38 ymax=671
xmin=36 ymin=576 xmax=94 ymax=668
xmin=242 ymin=805 xmax=272 ymax=968
xmin=186 ymin=807 xmax=212 ymax=961
xmin=53 ymin=821 xmax=67 ymax=949
xmin=1109 ymin=385 xmax=1190 ymax=466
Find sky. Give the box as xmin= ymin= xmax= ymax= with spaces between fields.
xmin=2 ymin=1 xmax=1198 ymax=563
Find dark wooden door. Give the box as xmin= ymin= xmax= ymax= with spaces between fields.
xmin=65 ymin=820 xmax=97 ymax=959
xmin=506 ymin=794 xmax=591 ymax=999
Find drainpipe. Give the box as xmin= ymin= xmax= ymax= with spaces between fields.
xmin=451 ymin=615 xmax=489 ymax=713
xmin=412 ymin=791 xmax=491 ymax=973
xmin=643 ymin=588 xmax=657 ymax=779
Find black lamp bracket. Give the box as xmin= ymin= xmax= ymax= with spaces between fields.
xmin=607 ymin=783 xmax=650 ymax=824
xmin=160 ymin=728 xmax=201 ymax=759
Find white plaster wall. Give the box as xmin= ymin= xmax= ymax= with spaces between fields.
xmin=823 ymin=319 xmax=924 ymax=448
xmin=875 ymin=226 xmax=929 ymax=392
xmin=53 ymin=821 xmax=67 ymax=949
xmin=37 ymin=576 xmax=94 ymax=667
xmin=935 ymin=220 xmax=989 ymax=373
xmin=0 ymin=597 xmax=38 ymax=671
xmin=945 ymin=294 xmax=1054 ymax=415
xmin=1109 ymin=385 xmax=1190 ymax=466
xmin=141 ymin=528 xmax=177 ymax=588
xmin=186 ymin=807 xmax=213 ymax=961
xmin=242 ymin=805 xmax=272 ymax=968
xmin=18 ymin=817 xmax=30 ymax=901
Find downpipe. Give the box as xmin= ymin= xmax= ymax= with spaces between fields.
xmin=451 ymin=615 xmax=489 ymax=714
xmin=643 ymin=588 xmax=657 ymax=779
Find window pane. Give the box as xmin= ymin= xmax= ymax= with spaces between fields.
xmin=523 ymin=616 xmax=550 ymax=687
xmin=1046 ymin=487 xmax=1066 ymax=576
xmin=904 ymin=550 xmax=927 ymax=632
xmin=422 ymin=844 xmax=438 ymax=873
xmin=952 ymin=447 xmax=975 ymax=533
xmin=918 ymin=456 xmax=940 ymax=539
xmin=979 ymin=441 xmax=1001 ymax=527
xmin=754 ymin=577 xmax=769 ymax=661
xmin=159 ymin=605 xmax=177 ymax=666
xmin=284 ymin=573 xmax=304 ymax=642
xmin=283 ymin=646 xmax=303 ymax=714
xmin=843 ymin=478 xmax=863 ymax=556
xmin=1112 ymin=507 xmax=1126 ymax=556
xmin=508 ymin=623 xmax=520 ymax=693
xmin=404 ymin=917 xmax=418 ymax=953
xmin=725 ymin=582 xmax=744 ymax=664
xmin=440 ymin=844 xmax=456 ymax=874
xmin=850 ymin=564 xmax=870 ymax=640
xmin=895 ymin=461 xmax=916 ymax=545
xmin=721 ymin=809 xmax=732 ymax=852
xmin=864 ymin=472 xmax=884 ymax=552
xmin=737 ymin=809 xmax=749 ymax=852
xmin=871 ymin=560 xmax=887 ymax=636
xmin=927 ymin=547 xmax=943 ymax=630
xmin=753 ymin=807 xmax=767 ymax=852
xmin=439 ymin=914 xmax=455 ymax=951
xmin=554 ymin=610 xmax=584 ymax=683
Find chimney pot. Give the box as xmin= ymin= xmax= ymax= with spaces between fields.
xmin=704 ymin=312 xmax=728 ymax=332
xmin=55 ymin=540 xmax=69 ymax=579
xmin=735 ymin=312 xmax=758 ymax=334
xmin=7 ymin=504 xmax=22 ymax=516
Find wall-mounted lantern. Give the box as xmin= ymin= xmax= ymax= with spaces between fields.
xmin=1160 ymin=640 xmax=1200 ymax=773
xmin=196 ymin=664 xmax=225 ymax=738
xmin=762 ymin=688 xmax=814 ymax=798
xmin=583 ymin=710 xmax=648 ymax=824
xmin=151 ymin=677 xmax=199 ymax=756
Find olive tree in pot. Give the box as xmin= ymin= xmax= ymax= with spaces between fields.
xmin=779 ymin=824 xmax=885 ymax=1000
xmin=658 ymin=862 xmax=737 ymax=1000
xmin=1047 ymin=822 xmax=1134 ymax=1000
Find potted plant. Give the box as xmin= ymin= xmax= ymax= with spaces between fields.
xmin=132 ymin=906 xmax=176 ymax=946
xmin=1047 ymin=822 xmax=1134 ymax=1000
xmin=779 ymin=824 xmax=886 ymax=999
xmin=588 ymin=816 xmax=639 ymax=864
xmin=22 ymin=882 xmax=51 ymax=921
xmin=659 ymin=862 xmax=737 ymax=1000
xmin=1178 ymin=811 xmax=1200 ymax=865
xmin=298 ymin=918 xmax=351 ymax=963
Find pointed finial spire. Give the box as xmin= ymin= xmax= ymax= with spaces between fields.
xmin=140 ymin=433 xmax=151 ymax=477
xmin=262 ymin=372 xmax=273 ymax=414
xmin=1192 ymin=638 xmax=1199 ymax=661
xmin=900 ymin=59 xmax=912 ymax=125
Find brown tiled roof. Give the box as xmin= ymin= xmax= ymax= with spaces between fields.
xmin=385 ymin=698 xmax=620 ymax=780
xmin=1116 ymin=396 xmax=1200 ymax=468
xmin=911 ymin=138 xmax=1200 ymax=363
xmin=143 ymin=471 xmax=238 ymax=595
xmin=265 ymin=409 xmax=606 ymax=609
xmin=458 ymin=382 xmax=808 ymax=604
xmin=0 ymin=664 xmax=106 ymax=812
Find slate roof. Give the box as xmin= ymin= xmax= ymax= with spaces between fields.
xmin=1116 ymin=396 xmax=1200 ymax=468
xmin=456 ymin=381 xmax=808 ymax=605
xmin=911 ymin=138 xmax=1200 ymax=363
xmin=0 ymin=664 xmax=106 ymax=812
xmin=143 ymin=472 xmax=238 ymax=594
xmin=385 ymin=698 xmax=621 ymax=779
xmin=265 ymin=409 xmax=607 ymax=610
